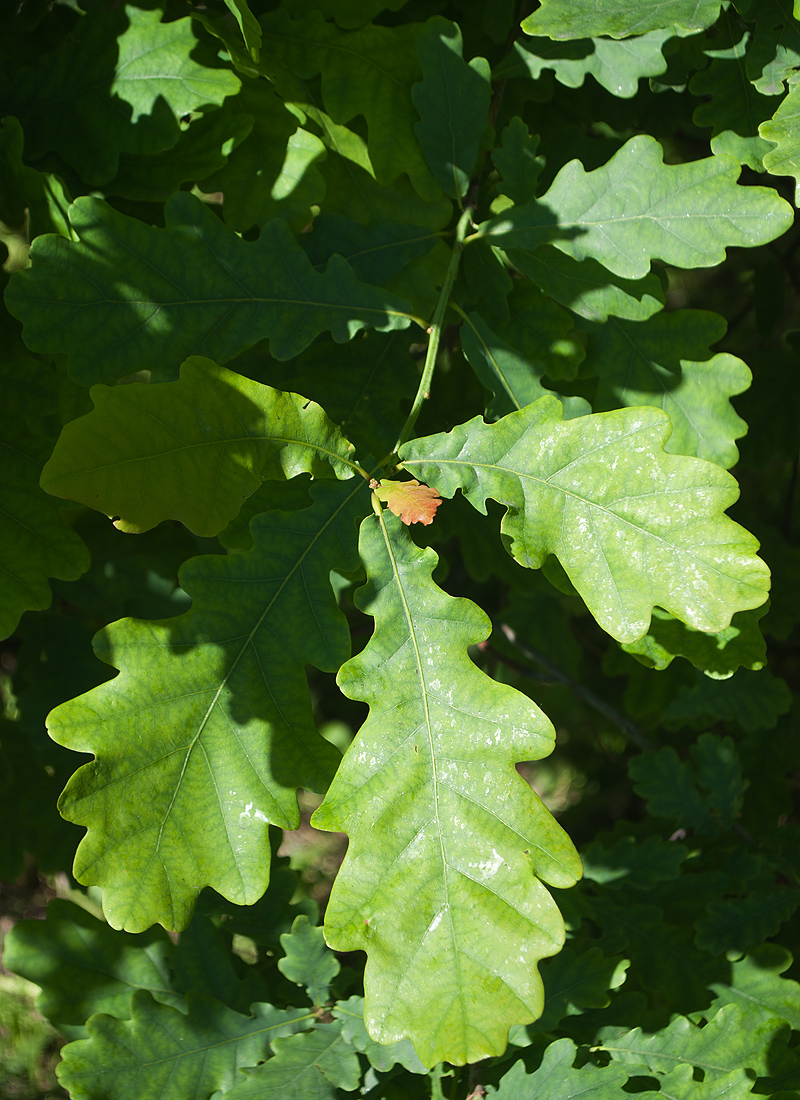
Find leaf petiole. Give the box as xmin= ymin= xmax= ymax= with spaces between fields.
xmin=392 ymin=207 xmax=474 ymax=453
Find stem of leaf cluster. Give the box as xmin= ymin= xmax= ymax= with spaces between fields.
xmin=392 ymin=207 xmax=474 ymax=454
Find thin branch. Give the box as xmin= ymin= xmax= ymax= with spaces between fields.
xmin=495 ymin=623 xmax=654 ymax=751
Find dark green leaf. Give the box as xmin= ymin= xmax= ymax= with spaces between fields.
xmin=5 ymin=192 xmax=412 ymax=385
xmin=278 ymin=915 xmax=340 ymax=1006
xmin=224 ymin=1018 xmax=361 ymax=1098
xmin=411 ymin=18 xmax=492 ymax=201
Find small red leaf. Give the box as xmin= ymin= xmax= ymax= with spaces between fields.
xmin=375 ymin=479 xmax=442 ymax=525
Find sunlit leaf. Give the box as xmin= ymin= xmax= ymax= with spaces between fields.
xmin=50 ymin=480 xmax=369 ymax=932
xmin=521 ymin=0 xmax=721 ymax=39
xmin=400 ymin=399 xmax=770 ymax=643
xmin=482 ymin=136 xmax=793 ymax=279
xmin=313 ymin=511 xmax=581 ymax=1067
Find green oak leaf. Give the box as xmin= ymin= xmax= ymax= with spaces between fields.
xmin=10 ymin=5 xmax=240 ymax=186
xmin=482 ymin=136 xmax=794 ymax=279
xmin=411 ymin=18 xmax=492 ymax=201
xmin=620 ymin=605 xmax=768 ymax=678
xmin=662 ymin=667 xmax=792 ymax=730
xmin=736 ymin=0 xmax=800 ymax=94
xmin=581 ymin=310 xmax=751 ymax=468
xmin=332 ymin=996 xmax=427 ymax=1073
xmin=312 ymin=511 xmax=581 ymax=1067
xmin=300 ymin=213 xmax=439 ymax=287
xmin=49 ymin=479 xmax=369 ymax=932
xmin=597 ymin=1003 xmax=781 ymax=1078
xmin=0 ymin=116 xmax=73 ymax=250
xmin=495 ymin=1037 xmax=628 ymax=1099
xmin=199 ymin=78 xmax=325 ymax=233
xmin=4 ymin=192 xmax=412 ymax=386
xmin=400 ymin=398 xmax=770 ymax=644
xmin=106 ymin=105 xmax=254 ymax=203
xmin=629 ymin=746 xmax=723 ymax=834
xmin=459 ymin=309 xmax=590 ymax=420
xmin=690 ymin=26 xmax=777 ymax=171
xmin=491 ymin=117 xmax=544 ymax=205
xmin=581 ymin=835 xmax=688 ymax=890
xmin=223 ymin=0 xmax=262 ymax=61
xmin=285 ymin=0 xmax=410 ymax=28
xmin=761 ymin=80 xmax=800 ymax=200
xmin=1 ymin=899 xmax=180 ymax=1037
xmin=522 ymin=0 xmax=721 ymax=39
xmin=0 ymin=310 xmax=89 ymax=640
xmin=640 ymin=1066 xmax=754 ymax=1100
xmin=260 ymin=9 xmax=438 ymax=198
xmin=533 ymin=947 xmax=630 ymax=1032
xmin=41 ymin=357 xmax=361 ymax=537
xmin=695 ymin=890 xmax=800 ymax=955
xmin=510 ymin=246 xmax=666 ymax=323
xmin=496 ymin=29 xmax=672 ymax=98
xmin=225 ymin=1018 xmax=361 ymax=1098
xmin=708 ymin=943 xmax=800 ymax=1030
xmin=57 ymin=990 xmax=313 ymax=1100
xmin=266 ymin=331 xmax=420 ymax=460
xmin=278 ymin=916 xmax=340 ymax=1006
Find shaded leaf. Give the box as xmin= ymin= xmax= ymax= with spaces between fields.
xmin=332 ymin=995 xmax=427 ymax=1073
xmin=620 ymin=605 xmax=768 ymax=678
xmin=708 ymin=943 xmax=800 ymax=1030
xmin=460 ymin=309 xmax=590 ymax=419
xmin=106 ymin=105 xmax=254 ymax=203
xmin=497 ymin=30 xmax=672 ymax=98
xmin=597 ymin=1003 xmax=781 ymax=1078
xmin=57 ymin=990 xmax=312 ymax=1100
xmin=313 ymin=512 xmax=581 ymax=1067
xmin=260 ymin=9 xmax=437 ymax=197
xmin=492 ymin=116 xmax=544 ymax=204
xmin=300 ymin=213 xmax=439 ymax=288
xmin=695 ymin=890 xmax=800 ymax=955
xmin=581 ymin=835 xmax=688 ymax=890
xmin=582 ymin=310 xmax=751 ymax=468
xmin=510 ymin=246 xmax=666 ymax=323
xmin=41 ymin=357 xmax=361 ymax=537
xmin=663 ymin=668 xmax=792 ymax=731
xmin=225 ymin=1018 xmax=361 ymax=1098
xmin=200 ymin=78 xmax=325 ymax=233
xmin=400 ymin=399 xmax=770 ymax=643
xmin=223 ymin=0 xmax=262 ymax=61
xmin=5 ymin=192 xmax=412 ymax=386
xmin=375 ymin=478 xmax=443 ymax=525
xmin=411 ymin=18 xmax=492 ymax=200
xmin=629 ymin=747 xmax=720 ymax=834
xmin=533 ymin=947 xmax=629 ymax=1032
xmin=50 ymin=479 xmax=369 ymax=932
xmin=0 ymin=116 xmax=73 ymax=248
xmin=495 ymin=1037 xmax=628 ymax=1099
xmin=690 ymin=23 xmax=777 ymax=170
xmin=1 ymin=899 xmax=180 ymax=1037
xmin=522 ymin=0 xmax=722 ymax=38
xmin=737 ymin=0 xmax=800 ymax=93
xmin=10 ymin=6 xmax=240 ymax=186
xmin=640 ymin=1065 xmax=755 ymax=1100
xmin=0 ymin=309 xmax=89 ymax=640
xmin=483 ymin=136 xmax=793 ymax=279
xmin=278 ymin=915 xmax=340 ymax=1006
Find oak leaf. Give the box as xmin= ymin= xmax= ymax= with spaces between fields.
xmin=374 ymin=479 xmax=442 ymax=525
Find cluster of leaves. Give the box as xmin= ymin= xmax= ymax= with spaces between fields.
xmin=1 ymin=0 xmax=799 ymax=1094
